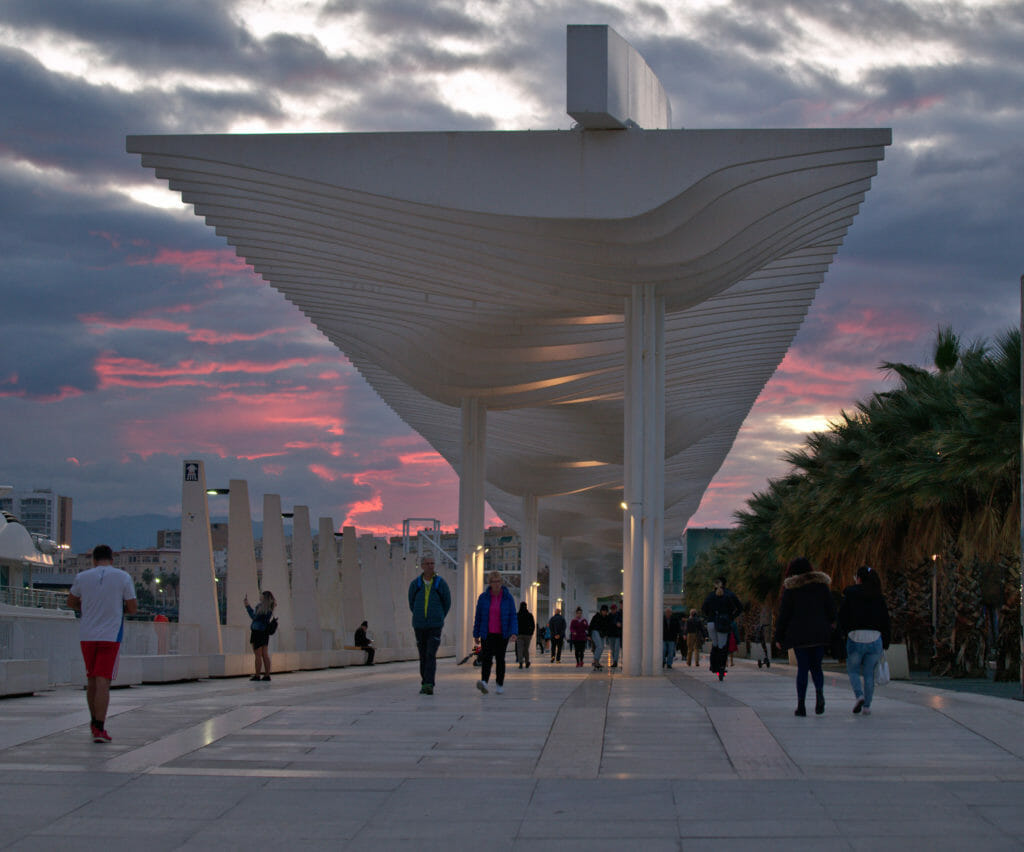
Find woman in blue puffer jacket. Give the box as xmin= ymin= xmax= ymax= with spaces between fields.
xmin=472 ymin=571 xmax=518 ymax=695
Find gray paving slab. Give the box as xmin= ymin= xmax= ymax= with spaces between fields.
xmin=0 ymin=656 xmax=1022 ymax=850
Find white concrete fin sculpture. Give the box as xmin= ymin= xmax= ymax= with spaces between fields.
xmin=338 ymin=526 xmax=364 ymax=640
xmin=316 ymin=517 xmax=344 ymax=644
xmin=261 ymin=494 xmax=295 ymax=652
xmin=567 ymin=24 xmax=671 ymax=129
xmin=180 ymin=460 xmax=222 ymax=654
xmin=225 ymin=478 xmax=259 ymax=634
xmin=289 ymin=506 xmax=322 ymax=651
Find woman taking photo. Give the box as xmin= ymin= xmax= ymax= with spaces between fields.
xmin=244 ymin=590 xmax=277 ymax=682
xmin=838 ymin=565 xmax=891 ymax=715
xmin=774 ymin=557 xmax=836 ymax=716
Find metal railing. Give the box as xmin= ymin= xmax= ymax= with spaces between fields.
xmin=0 ymin=586 xmax=71 ymax=611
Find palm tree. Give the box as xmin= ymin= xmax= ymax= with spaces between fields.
xmin=701 ymin=326 xmax=1020 ymax=678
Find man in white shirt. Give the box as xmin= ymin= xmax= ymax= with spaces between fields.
xmin=67 ymin=544 xmax=137 ymax=743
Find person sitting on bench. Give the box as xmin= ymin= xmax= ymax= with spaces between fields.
xmin=354 ymin=621 xmax=375 ymax=665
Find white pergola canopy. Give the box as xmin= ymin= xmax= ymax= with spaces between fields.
xmin=128 ymin=128 xmax=888 ymax=583
xmin=127 ymin=26 xmax=889 ymax=673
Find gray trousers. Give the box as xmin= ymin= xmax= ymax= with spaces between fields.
xmin=515 ymin=635 xmax=531 ymax=665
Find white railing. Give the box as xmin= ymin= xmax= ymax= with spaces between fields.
xmin=0 ymin=586 xmax=71 ymax=611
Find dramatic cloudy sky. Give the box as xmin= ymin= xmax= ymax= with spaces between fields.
xmin=1 ymin=0 xmax=1021 ymax=542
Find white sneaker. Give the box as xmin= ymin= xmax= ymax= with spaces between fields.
xmin=862 ymin=706 xmax=871 ymax=715
xmin=495 ymin=685 xmax=504 ymax=694
xmin=476 ymin=680 xmax=488 ymax=694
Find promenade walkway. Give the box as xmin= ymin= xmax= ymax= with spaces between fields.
xmin=1 ymin=656 xmax=1023 ymax=851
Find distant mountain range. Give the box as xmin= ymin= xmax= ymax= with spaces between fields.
xmin=70 ymin=514 xmax=266 ymax=554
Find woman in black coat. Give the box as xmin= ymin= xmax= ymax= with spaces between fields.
xmin=774 ymin=557 xmax=836 ymax=716
xmin=838 ymin=565 xmax=891 ymax=715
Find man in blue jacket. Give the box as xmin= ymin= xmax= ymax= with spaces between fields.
xmin=408 ymin=557 xmax=451 ymax=695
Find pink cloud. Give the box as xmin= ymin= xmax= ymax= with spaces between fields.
xmin=126 ymin=248 xmax=250 ymax=275
xmin=309 ymin=464 xmax=345 ymax=483
xmin=94 ymin=353 xmax=333 ymax=389
xmin=81 ymin=313 xmax=291 ymax=345
xmin=397 ymin=450 xmax=448 ymax=467
xmin=832 ymin=308 xmax=922 ymax=342
xmin=0 ymin=385 xmax=84 ymax=403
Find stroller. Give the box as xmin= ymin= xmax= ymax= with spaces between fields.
xmin=754 ymin=623 xmax=771 ymax=669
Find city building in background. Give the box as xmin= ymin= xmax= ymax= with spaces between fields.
xmin=0 ymin=488 xmax=72 ymax=548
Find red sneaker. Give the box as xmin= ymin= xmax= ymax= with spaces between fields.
xmin=91 ymin=723 xmax=111 ymax=743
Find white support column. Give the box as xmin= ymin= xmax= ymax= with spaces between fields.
xmin=549 ymin=536 xmax=564 ymax=623
xmin=643 ymin=290 xmax=666 ymax=675
xmin=521 ymin=494 xmax=539 ymax=612
xmin=225 ymin=479 xmax=258 ymax=635
xmin=180 ymin=460 xmax=222 ymax=654
xmin=623 ymin=286 xmax=666 ymax=676
xmin=290 ymin=506 xmax=322 ymax=652
xmin=623 ymin=292 xmax=644 ymax=676
xmin=261 ymin=494 xmax=295 ymax=652
xmin=456 ymin=397 xmax=487 ymax=662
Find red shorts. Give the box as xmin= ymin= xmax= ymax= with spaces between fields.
xmin=80 ymin=641 xmax=121 ymax=680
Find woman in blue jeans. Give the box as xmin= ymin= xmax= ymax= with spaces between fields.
xmin=838 ymin=565 xmax=891 ymax=715
xmin=774 ymin=557 xmax=836 ymax=716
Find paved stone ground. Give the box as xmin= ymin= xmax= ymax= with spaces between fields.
xmin=1 ymin=655 xmax=1023 ymax=851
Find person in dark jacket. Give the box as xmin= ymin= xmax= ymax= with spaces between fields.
xmin=606 ymin=602 xmax=623 ymax=668
xmin=472 ymin=571 xmax=518 ymax=694
xmin=516 ymin=601 xmax=535 ymax=669
xmin=590 ymin=605 xmax=609 ymax=669
xmin=354 ymin=620 xmax=375 ymax=665
xmin=548 ymin=609 xmax=567 ymax=662
xmin=569 ymin=607 xmax=589 ymax=667
xmin=662 ymin=607 xmax=681 ymax=668
xmin=838 ymin=565 xmax=891 ymax=715
xmin=774 ymin=557 xmax=837 ymax=716
xmin=408 ymin=557 xmax=452 ymax=695
xmin=702 ymin=577 xmax=743 ymax=680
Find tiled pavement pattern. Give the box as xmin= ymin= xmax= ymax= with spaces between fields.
xmin=1 ymin=657 xmax=1023 ymax=850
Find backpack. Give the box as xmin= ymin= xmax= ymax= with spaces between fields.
xmin=266 ymin=617 xmax=278 ymax=636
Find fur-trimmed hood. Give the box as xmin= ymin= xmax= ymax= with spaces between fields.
xmin=782 ymin=570 xmax=831 ymax=591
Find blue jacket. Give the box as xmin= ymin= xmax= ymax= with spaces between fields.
xmin=473 ymin=586 xmax=518 ymax=639
xmin=408 ymin=573 xmax=452 ymax=629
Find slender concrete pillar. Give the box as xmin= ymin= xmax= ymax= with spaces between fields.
xmin=549 ymin=536 xmax=564 ymax=624
xmin=261 ymin=494 xmax=295 ymax=652
xmin=316 ymin=517 xmax=344 ymax=647
xmin=623 ymin=293 xmax=644 ymax=676
xmin=521 ymin=494 xmax=539 ymax=612
xmin=225 ymin=479 xmax=258 ymax=636
xmin=290 ymin=506 xmax=322 ymax=652
xmin=456 ymin=397 xmax=487 ymax=661
xmin=623 ymin=286 xmax=666 ymax=676
xmin=180 ymin=460 xmax=222 ymax=654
